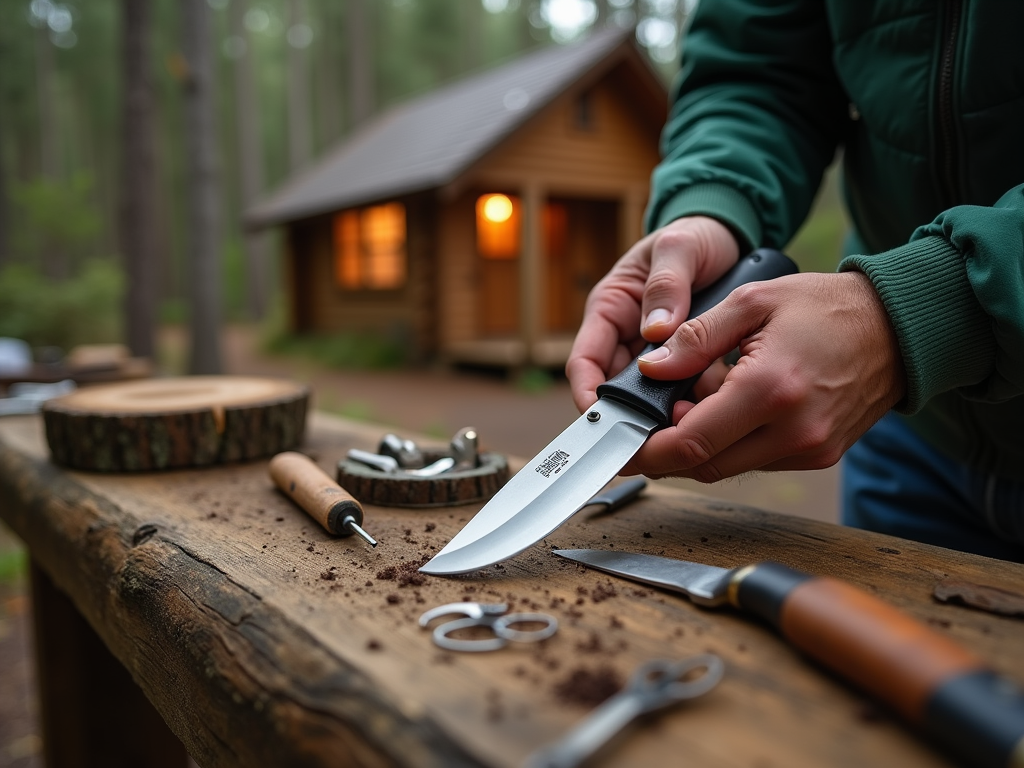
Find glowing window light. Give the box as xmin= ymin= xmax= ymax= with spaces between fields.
xmin=476 ymin=193 xmax=520 ymax=260
xmin=481 ymin=194 xmax=514 ymax=223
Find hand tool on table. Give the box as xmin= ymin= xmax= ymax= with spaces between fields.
xmin=525 ymin=654 xmax=724 ymax=768
xmin=268 ymin=451 xmax=377 ymax=547
xmin=346 ymin=448 xmax=456 ymax=476
xmin=378 ymin=433 xmax=425 ymax=468
xmin=449 ymin=426 xmax=479 ymax=470
xmin=553 ymin=549 xmax=1024 ymax=768
xmin=580 ymin=477 xmax=647 ymax=517
xmin=418 ymin=602 xmax=558 ymax=652
xmin=421 ymin=248 xmax=798 ymax=576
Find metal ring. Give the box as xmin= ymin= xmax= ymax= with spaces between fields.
xmin=659 ymin=653 xmax=725 ymax=700
xmin=493 ymin=612 xmax=559 ymax=643
xmin=432 ymin=617 xmax=507 ymax=653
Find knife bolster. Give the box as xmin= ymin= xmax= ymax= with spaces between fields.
xmin=729 ymin=562 xmax=811 ymax=626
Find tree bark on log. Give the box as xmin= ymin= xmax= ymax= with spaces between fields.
xmin=42 ymin=376 xmax=308 ymax=471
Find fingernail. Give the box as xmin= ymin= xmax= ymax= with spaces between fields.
xmin=639 ymin=346 xmax=670 ymax=364
xmin=643 ymin=308 xmax=672 ymax=330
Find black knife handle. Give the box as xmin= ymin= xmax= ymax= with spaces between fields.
xmin=731 ymin=563 xmax=1024 ymax=768
xmin=596 ymin=248 xmax=798 ymax=426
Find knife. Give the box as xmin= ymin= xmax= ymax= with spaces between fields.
xmin=420 ymin=248 xmax=798 ymax=576
xmin=553 ymin=549 xmax=1024 ymax=768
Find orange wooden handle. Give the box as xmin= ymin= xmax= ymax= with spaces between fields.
xmin=731 ymin=563 xmax=1024 ymax=768
xmin=269 ymin=452 xmax=363 ymax=536
xmin=779 ymin=577 xmax=982 ymax=723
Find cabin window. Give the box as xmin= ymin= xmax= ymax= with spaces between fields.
xmin=333 ymin=203 xmax=407 ymax=290
xmin=476 ymin=193 xmax=520 ymax=260
xmin=574 ymin=91 xmax=594 ymax=131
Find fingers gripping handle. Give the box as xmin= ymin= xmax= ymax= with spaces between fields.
xmin=596 ymin=248 xmax=798 ymax=427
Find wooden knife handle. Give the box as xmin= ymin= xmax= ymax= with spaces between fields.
xmin=730 ymin=563 xmax=1024 ymax=768
xmin=269 ymin=451 xmax=364 ymax=536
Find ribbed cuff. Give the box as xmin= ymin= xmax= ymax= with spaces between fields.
xmin=649 ymin=182 xmax=762 ymax=253
xmin=839 ymin=236 xmax=994 ymax=414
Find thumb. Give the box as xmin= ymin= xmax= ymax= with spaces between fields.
xmin=637 ymin=293 xmax=759 ymax=380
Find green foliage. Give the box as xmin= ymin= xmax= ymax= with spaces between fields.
xmin=786 ymin=164 xmax=849 ymax=274
xmin=263 ymin=329 xmax=408 ymax=370
xmin=515 ymin=366 xmax=555 ymax=394
xmin=0 ymin=259 xmax=124 ymax=351
xmin=0 ymin=547 xmax=27 ymax=585
xmin=8 ymin=173 xmax=103 ymax=271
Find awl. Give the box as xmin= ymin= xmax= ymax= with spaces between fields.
xmin=269 ymin=451 xmax=377 ymax=547
xmin=554 ymin=548 xmax=1024 ymax=768
xmin=421 ymin=248 xmax=797 ymax=575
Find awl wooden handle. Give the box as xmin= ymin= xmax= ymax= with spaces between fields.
xmin=732 ymin=563 xmax=1024 ymax=768
xmin=269 ymin=451 xmax=367 ymax=539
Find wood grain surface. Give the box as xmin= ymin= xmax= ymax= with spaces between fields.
xmin=2 ymin=411 xmax=1023 ymax=768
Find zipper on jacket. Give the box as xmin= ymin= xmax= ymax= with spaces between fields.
xmin=936 ymin=0 xmax=962 ymax=207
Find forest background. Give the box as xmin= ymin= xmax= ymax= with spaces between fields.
xmin=0 ymin=0 xmax=846 ymax=376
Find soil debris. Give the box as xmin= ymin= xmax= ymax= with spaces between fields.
xmin=553 ymin=665 xmax=623 ymax=708
xmin=591 ymin=582 xmax=618 ymax=603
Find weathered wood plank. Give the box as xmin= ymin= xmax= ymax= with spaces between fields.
xmin=2 ymin=411 xmax=1023 ymax=768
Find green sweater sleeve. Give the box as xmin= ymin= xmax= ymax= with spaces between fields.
xmin=646 ymin=0 xmax=849 ymax=249
xmin=840 ymin=184 xmax=1024 ymax=412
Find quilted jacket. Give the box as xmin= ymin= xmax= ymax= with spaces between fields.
xmin=646 ymin=0 xmax=1024 ymax=480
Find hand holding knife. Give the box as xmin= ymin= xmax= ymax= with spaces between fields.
xmin=420 ymin=249 xmax=798 ymax=576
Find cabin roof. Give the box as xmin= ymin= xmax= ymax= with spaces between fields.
xmin=247 ymin=27 xmax=663 ymax=228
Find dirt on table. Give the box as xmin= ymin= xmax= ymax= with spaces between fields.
xmin=0 ymin=323 xmax=840 ymax=767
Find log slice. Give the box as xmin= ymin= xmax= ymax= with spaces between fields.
xmin=43 ymin=376 xmax=308 ymax=471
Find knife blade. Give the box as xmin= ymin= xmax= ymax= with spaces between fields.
xmin=420 ymin=248 xmax=798 ymax=576
xmin=554 ymin=549 xmax=1024 ymax=768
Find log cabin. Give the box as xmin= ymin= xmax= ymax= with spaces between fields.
xmin=247 ymin=28 xmax=667 ymax=368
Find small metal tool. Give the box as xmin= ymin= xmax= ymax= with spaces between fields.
xmin=449 ymin=426 xmax=479 ymax=470
xmin=581 ymin=477 xmax=647 ymax=516
xmin=418 ymin=602 xmax=558 ymax=652
xmin=346 ymin=448 xmax=455 ymax=477
xmin=0 ymin=379 xmax=76 ymax=416
xmin=525 ymin=654 xmax=725 ymax=768
xmin=378 ymin=433 xmax=425 ymax=468
xmin=269 ymin=452 xmax=377 ymax=547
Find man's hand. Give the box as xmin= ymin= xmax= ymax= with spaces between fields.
xmin=628 ymin=271 xmax=907 ymax=481
xmin=566 ymin=216 xmax=740 ymax=412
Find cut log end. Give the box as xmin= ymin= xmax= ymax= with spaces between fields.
xmin=43 ymin=376 xmax=309 ymax=472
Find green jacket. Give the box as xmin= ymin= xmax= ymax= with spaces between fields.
xmin=646 ymin=0 xmax=1024 ymax=480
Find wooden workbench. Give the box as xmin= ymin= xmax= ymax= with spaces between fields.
xmin=1 ymin=411 xmax=1022 ymax=768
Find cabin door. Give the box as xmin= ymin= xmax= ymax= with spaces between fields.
xmin=477 ymin=196 xmax=619 ymax=338
xmin=544 ymin=198 xmax=619 ymax=334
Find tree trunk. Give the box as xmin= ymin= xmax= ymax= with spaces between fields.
xmin=346 ymin=0 xmax=374 ymax=130
xmin=181 ymin=0 xmax=222 ymax=374
xmin=120 ymin=0 xmax=159 ymax=359
xmin=287 ymin=0 xmax=311 ymax=173
xmin=0 ymin=92 xmax=9 ymax=268
xmin=230 ymin=0 xmax=272 ymax=321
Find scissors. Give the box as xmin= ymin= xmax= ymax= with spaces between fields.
xmin=418 ymin=602 xmax=558 ymax=652
xmin=525 ymin=654 xmax=725 ymax=768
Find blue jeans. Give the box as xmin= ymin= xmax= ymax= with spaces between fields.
xmin=842 ymin=412 xmax=1024 ymax=562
